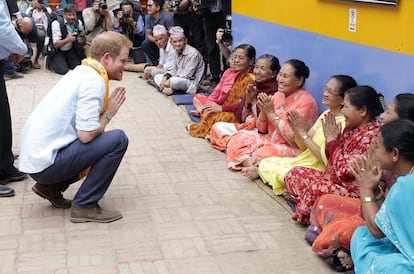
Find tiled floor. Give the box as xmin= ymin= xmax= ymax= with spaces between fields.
xmin=2 ymin=65 xmax=336 ymax=273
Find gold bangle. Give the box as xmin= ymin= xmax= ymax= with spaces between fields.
xmin=258 ymin=118 xmax=267 ymax=123
xmin=273 ymin=116 xmax=280 ymax=122
xmin=361 ymin=196 xmax=375 ymax=204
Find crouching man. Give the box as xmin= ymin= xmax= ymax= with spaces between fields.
xmin=19 ymin=31 xmax=131 ymax=223
xmin=154 ymin=26 xmax=204 ymax=95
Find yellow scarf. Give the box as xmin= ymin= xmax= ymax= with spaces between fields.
xmin=79 ymin=57 xmax=109 ymax=179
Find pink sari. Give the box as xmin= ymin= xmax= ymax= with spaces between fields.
xmin=226 ymin=89 xmax=318 ymax=170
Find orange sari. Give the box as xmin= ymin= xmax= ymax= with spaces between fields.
xmin=188 ymin=72 xmax=254 ymax=138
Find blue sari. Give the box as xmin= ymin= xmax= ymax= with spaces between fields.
xmin=351 ymin=173 xmax=414 ymax=274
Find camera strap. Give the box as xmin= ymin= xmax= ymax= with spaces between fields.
xmin=92 ymin=15 xmax=105 ymax=32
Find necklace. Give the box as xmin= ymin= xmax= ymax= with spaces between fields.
xmin=410 ymin=166 xmax=414 ymax=174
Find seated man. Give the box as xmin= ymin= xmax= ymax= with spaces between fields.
xmin=47 ymin=4 xmax=86 ymax=75
xmin=113 ymin=0 xmax=144 ymax=63
xmin=19 ymin=31 xmax=131 ymax=223
xmin=142 ymin=0 xmax=173 ymax=65
xmin=142 ymin=24 xmax=174 ymax=80
xmin=82 ymin=0 xmax=114 ymax=49
xmin=154 ymin=26 xmax=204 ymax=95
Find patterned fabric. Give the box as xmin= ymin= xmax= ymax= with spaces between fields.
xmin=209 ymin=80 xmax=278 ymax=151
xmin=188 ymin=72 xmax=254 ymax=138
xmin=351 ymin=173 xmax=414 ymax=273
xmin=307 ymin=195 xmax=363 ymax=254
xmin=284 ymin=120 xmax=381 ymax=224
xmin=226 ymin=89 xmax=318 ymax=170
xmin=169 ymin=44 xmax=204 ymax=86
xmin=192 ymin=68 xmax=241 ymax=110
xmin=258 ymin=111 xmax=345 ymax=195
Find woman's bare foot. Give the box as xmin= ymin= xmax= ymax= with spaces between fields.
xmin=337 ymin=249 xmax=354 ymax=270
xmin=189 ymin=110 xmax=200 ymax=117
xmin=241 ymin=166 xmax=259 ymax=180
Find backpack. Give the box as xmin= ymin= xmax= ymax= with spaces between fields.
xmin=45 ymin=8 xmax=66 ymax=57
xmin=45 ymin=8 xmax=86 ymax=68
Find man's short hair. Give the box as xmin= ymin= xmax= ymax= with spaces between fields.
xmin=153 ymin=0 xmax=165 ymax=7
xmin=64 ymin=3 xmax=77 ymax=13
xmin=90 ymin=32 xmax=132 ymax=60
xmin=120 ymin=0 xmax=134 ymax=9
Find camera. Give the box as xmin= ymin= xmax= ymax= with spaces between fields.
xmin=98 ymin=0 xmax=107 ymax=10
xmin=167 ymin=0 xmax=180 ymax=13
xmin=221 ymin=29 xmax=232 ymax=43
xmin=72 ymin=32 xmax=84 ymax=45
xmin=122 ymin=10 xmax=130 ymax=18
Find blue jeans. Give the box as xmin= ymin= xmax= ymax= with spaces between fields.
xmin=30 ymin=130 xmax=128 ymax=207
xmin=3 ymin=60 xmax=15 ymax=76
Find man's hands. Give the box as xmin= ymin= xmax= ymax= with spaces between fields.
xmin=106 ymin=87 xmax=127 ymax=119
xmin=9 ymin=53 xmax=24 ymax=64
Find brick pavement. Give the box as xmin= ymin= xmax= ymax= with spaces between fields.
xmin=2 ymin=65 xmax=336 ymax=273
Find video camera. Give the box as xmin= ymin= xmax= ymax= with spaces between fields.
xmin=222 ymin=15 xmax=232 ymax=43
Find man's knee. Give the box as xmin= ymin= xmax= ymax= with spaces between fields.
xmin=108 ymin=129 xmax=129 ymax=151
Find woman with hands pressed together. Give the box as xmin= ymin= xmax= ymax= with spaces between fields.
xmin=187 ymin=44 xmax=256 ymax=138
xmin=350 ymin=119 xmax=414 ymax=273
xmin=257 ymin=75 xmax=356 ymax=189
xmin=306 ymin=93 xmax=414 ymax=272
xmin=209 ymin=54 xmax=280 ymax=151
xmin=226 ymin=59 xmax=318 ymax=172
xmin=283 ymin=86 xmax=384 ymax=225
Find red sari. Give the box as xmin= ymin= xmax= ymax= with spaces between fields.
xmin=284 ymin=121 xmax=381 ymax=224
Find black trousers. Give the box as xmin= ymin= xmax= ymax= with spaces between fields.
xmin=0 ymin=60 xmax=15 ymax=179
xmin=202 ymin=10 xmax=224 ymax=80
xmin=50 ymin=48 xmax=81 ymax=75
xmin=142 ymin=39 xmax=159 ymax=66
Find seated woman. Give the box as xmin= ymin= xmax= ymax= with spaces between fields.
xmin=209 ymin=54 xmax=280 ymax=151
xmin=307 ymin=93 xmax=414 ymax=271
xmin=187 ymin=44 xmax=256 ymax=138
xmin=350 ymin=119 xmax=414 ymax=273
xmin=284 ymin=85 xmax=384 ymax=225
xmin=226 ymin=59 xmax=318 ymax=171
xmin=256 ymin=75 xmax=357 ymax=189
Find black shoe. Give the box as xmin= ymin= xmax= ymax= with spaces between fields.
xmin=0 ymin=167 xmax=27 ymax=185
xmin=0 ymin=185 xmax=15 ymax=197
xmin=32 ymin=183 xmax=72 ymax=208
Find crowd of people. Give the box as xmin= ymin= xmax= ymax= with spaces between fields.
xmin=2 ymin=0 xmax=414 ymax=273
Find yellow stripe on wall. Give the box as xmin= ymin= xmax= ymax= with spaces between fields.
xmin=234 ymin=0 xmax=414 ymax=55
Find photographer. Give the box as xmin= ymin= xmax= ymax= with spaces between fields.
xmin=49 ymin=4 xmax=85 ymax=75
xmin=167 ymin=0 xmax=204 ymax=56
xmin=114 ymin=0 xmax=144 ymax=63
xmin=82 ymin=0 xmax=114 ymax=46
xmin=215 ymin=27 xmax=231 ymax=70
xmin=27 ymin=0 xmax=52 ymax=69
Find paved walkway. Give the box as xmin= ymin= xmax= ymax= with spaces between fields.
xmin=2 ymin=65 xmax=335 ymax=273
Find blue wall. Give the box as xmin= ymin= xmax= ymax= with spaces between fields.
xmin=233 ymin=13 xmax=414 ymax=112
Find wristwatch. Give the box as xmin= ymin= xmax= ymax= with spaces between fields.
xmin=361 ymin=196 xmax=375 ymax=203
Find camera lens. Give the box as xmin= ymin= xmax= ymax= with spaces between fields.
xmin=222 ymin=32 xmax=232 ymax=43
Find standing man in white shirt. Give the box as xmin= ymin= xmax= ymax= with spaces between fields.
xmin=0 ymin=0 xmax=28 ymax=196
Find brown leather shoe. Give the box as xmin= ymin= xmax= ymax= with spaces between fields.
xmin=70 ymin=205 xmax=122 ymax=223
xmin=32 ymin=183 xmax=72 ymax=208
